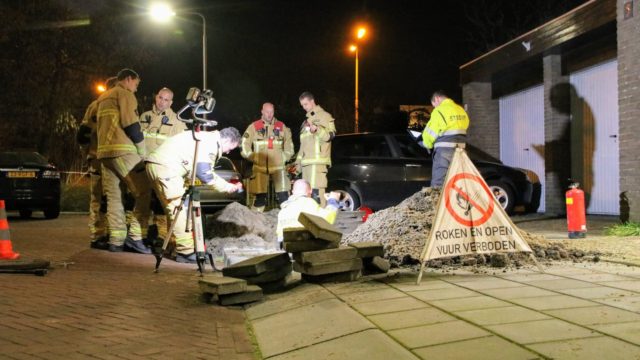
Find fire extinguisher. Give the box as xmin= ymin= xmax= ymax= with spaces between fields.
xmin=566 ymin=182 xmax=587 ymax=239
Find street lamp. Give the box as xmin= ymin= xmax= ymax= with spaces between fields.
xmin=149 ymin=3 xmax=207 ymax=90
xmin=349 ymin=26 xmax=367 ymax=133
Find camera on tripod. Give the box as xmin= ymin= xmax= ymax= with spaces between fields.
xmin=186 ymin=87 xmax=216 ymax=114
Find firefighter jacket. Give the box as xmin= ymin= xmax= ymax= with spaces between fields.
xmin=276 ymin=194 xmax=339 ymax=240
xmin=147 ymin=130 xmax=233 ymax=192
xmin=240 ymin=118 xmax=294 ymax=173
xmin=96 ymin=84 xmax=145 ymax=159
xmin=421 ymin=98 xmax=469 ymax=150
xmin=296 ymin=105 xmax=336 ymax=167
xmin=139 ymin=106 xmax=187 ymax=154
xmin=77 ymin=100 xmax=99 ymax=160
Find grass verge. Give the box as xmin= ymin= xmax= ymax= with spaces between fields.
xmin=605 ymin=222 xmax=640 ymax=236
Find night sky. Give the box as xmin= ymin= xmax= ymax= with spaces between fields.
xmin=69 ymin=0 xmax=586 ymax=126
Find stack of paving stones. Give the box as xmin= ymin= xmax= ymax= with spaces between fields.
xmin=287 ymin=213 xmax=389 ymax=283
xmin=198 ymin=275 xmax=263 ymax=306
xmin=222 ymin=252 xmax=293 ymax=294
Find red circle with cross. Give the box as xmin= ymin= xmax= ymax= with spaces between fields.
xmin=444 ymin=173 xmax=495 ymax=227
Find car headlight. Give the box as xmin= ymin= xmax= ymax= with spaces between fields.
xmin=516 ymin=168 xmax=539 ymax=183
xmin=42 ymin=170 xmax=60 ymax=179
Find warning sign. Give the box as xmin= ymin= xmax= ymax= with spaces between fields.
xmin=419 ymin=148 xmax=532 ymax=264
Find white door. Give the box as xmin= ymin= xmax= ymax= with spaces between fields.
xmin=499 ymin=85 xmax=545 ymax=212
xmin=570 ymin=60 xmax=619 ymax=215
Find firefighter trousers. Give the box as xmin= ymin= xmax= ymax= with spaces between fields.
xmin=146 ymin=163 xmax=194 ymax=255
xmin=88 ymin=158 xmax=107 ymax=240
xmin=302 ymin=164 xmax=327 ymax=207
xmin=100 ymin=154 xmax=151 ymax=246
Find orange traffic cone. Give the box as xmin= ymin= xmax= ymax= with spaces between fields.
xmin=0 ymin=200 xmax=20 ymax=260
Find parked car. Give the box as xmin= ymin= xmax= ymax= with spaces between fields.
xmin=327 ymin=132 xmax=541 ymax=214
xmin=0 ymin=151 xmax=61 ymax=219
xmin=197 ymin=156 xmax=245 ymax=212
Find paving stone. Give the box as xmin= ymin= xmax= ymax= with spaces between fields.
xmin=268 ymin=329 xmax=418 ymax=360
xmin=528 ymin=336 xmax=640 ymax=360
xmin=525 ymin=278 xmax=596 ymax=290
xmin=510 ymin=295 xmax=598 ymax=310
xmin=283 ymin=238 xmax=338 ymax=253
xmin=218 ymin=285 xmax=263 ymax=306
xmin=597 ymin=295 xmax=640 ymax=312
xmin=199 ymin=275 xmax=247 ymax=295
xmin=480 ymin=286 xmax=557 ymax=300
xmin=388 ymin=320 xmax=489 ymax=349
xmin=337 ymin=287 xmax=407 ymax=304
xmin=321 ymin=279 xmax=391 ymax=295
xmin=367 ymin=307 xmax=455 ymax=330
xmin=258 ymin=273 xmax=301 ymax=294
xmin=389 ymin=279 xmax=457 ymax=292
xmin=411 ymin=287 xmax=479 ymax=301
xmin=565 ymin=273 xmax=633 ymax=282
xmin=298 ymin=212 xmax=342 ymax=242
xmin=486 ymin=319 xmax=599 ymax=344
xmin=282 ymin=229 xmax=314 ymax=242
xmin=240 ymin=262 xmax=292 ymax=284
xmin=558 ymin=286 xmax=638 ymax=300
xmin=430 ymin=296 xmax=512 ymax=312
xmin=302 ymin=270 xmax=361 ymax=284
xmin=293 ymin=258 xmax=362 ymax=276
xmin=251 ymin=299 xmax=373 ymax=358
xmin=455 ymin=305 xmax=550 ymax=325
xmin=452 ymin=278 xmax=524 ymax=290
xmin=596 ymin=280 xmax=640 ymax=292
xmin=348 ymin=241 xmax=385 ymax=258
xmin=413 ymin=335 xmax=539 ymax=360
xmin=222 ymin=252 xmax=291 ymax=277
xmin=363 ymin=256 xmax=390 ymax=274
xmin=497 ymin=272 xmax=564 ymax=282
xmin=292 ymin=246 xmax=357 ymax=264
xmin=545 ymin=305 xmax=640 ymax=325
xmin=591 ymin=321 xmax=640 ymax=345
xmin=245 ymin=284 xmax=334 ymax=320
xmin=351 ymin=296 xmax=429 ymax=316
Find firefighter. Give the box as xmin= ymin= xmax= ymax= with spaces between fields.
xmin=146 ymin=127 xmax=244 ymax=263
xmin=241 ymin=102 xmax=294 ymax=211
xmin=96 ymin=68 xmax=151 ymax=254
xmin=276 ymin=179 xmax=340 ymax=245
xmin=296 ymin=91 xmax=336 ymax=207
xmin=139 ymin=87 xmax=187 ymax=238
xmin=77 ymin=76 xmax=116 ymax=250
xmin=421 ymin=90 xmax=469 ymax=188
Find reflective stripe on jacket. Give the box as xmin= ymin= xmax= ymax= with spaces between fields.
xmin=422 ymin=99 xmax=469 ymax=150
xmin=296 ymin=105 xmax=335 ymax=167
xmin=276 ymin=195 xmax=338 ymax=240
xmin=240 ymin=119 xmax=294 ymax=173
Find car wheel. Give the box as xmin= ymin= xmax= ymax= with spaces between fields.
xmin=487 ymin=180 xmax=515 ymax=215
xmin=44 ymin=204 xmax=60 ymax=219
xmin=19 ymin=209 xmax=32 ymax=219
xmin=334 ymin=188 xmax=361 ymax=211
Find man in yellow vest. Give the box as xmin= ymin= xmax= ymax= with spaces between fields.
xmin=146 ymin=128 xmax=244 ymax=263
xmin=96 ymin=68 xmax=151 ymax=254
xmin=296 ymin=91 xmax=336 ymax=207
xmin=422 ymin=91 xmax=470 ymax=188
xmin=241 ymin=102 xmax=294 ymax=211
xmin=139 ymin=87 xmax=187 ymax=237
xmin=276 ymin=179 xmax=340 ymax=246
xmin=77 ymin=76 xmax=116 ymax=250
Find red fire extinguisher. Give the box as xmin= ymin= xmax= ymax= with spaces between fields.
xmin=566 ymin=182 xmax=587 ymax=239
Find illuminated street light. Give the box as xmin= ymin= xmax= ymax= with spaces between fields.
xmin=149 ymin=4 xmax=207 ymax=90
xmin=357 ymin=27 xmax=366 ymax=39
xmin=96 ymin=83 xmax=106 ymax=93
xmin=349 ymin=25 xmax=368 ymax=133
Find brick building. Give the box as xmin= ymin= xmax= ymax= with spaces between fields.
xmin=460 ymin=0 xmax=639 ymax=220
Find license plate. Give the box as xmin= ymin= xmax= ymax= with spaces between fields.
xmin=7 ymin=171 xmax=36 ymax=178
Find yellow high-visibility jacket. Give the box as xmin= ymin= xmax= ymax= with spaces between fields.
xmin=296 ymin=105 xmax=336 ymax=167
xmin=96 ymin=84 xmax=143 ymax=159
xmin=240 ymin=118 xmax=294 ymax=173
xmin=422 ymin=99 xmax=469 ymax=150
xmin=276 ymin=195 xmax=338 ymax=240
xmin=140 ymin=106 xmax=187 ymax=154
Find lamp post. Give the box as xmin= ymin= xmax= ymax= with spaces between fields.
xmin=149 ymin=4 xmax=207 ymax=90
xmin=349 ymin=26 xmax=367 ymax=133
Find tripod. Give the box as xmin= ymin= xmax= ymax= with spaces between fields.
xmin=153 ymin=89 xmax=219 ymax=275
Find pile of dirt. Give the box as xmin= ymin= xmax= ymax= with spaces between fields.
xmin=342 ymin=187 xmax=602 ymax=268
xmin=204 ymin=202 xmax=279 ymax=258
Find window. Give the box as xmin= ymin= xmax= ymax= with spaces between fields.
xmin=335 ymin=136 xmax=392 ymax=158
xmin=395 ymin=135 xmax=429 ymax=159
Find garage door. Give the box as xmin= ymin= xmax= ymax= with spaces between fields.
xmin=499 ymin=85 xmax=545 ymax=212
xmin=569 ymin=60 xmax=619 ymax=215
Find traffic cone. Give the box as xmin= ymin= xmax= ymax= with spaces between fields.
xmin=0 ymin=200 xmax=20 ymax=260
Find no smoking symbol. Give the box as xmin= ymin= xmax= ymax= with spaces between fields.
xmin=444 ymin=173 xmax=495 ymax=227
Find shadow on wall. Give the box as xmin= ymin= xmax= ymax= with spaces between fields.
xmin=620 ymin=192 xmax=630 ymax=223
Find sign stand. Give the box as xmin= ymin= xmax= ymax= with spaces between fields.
xmin=417 ymin=147 xmax=544 ymax=285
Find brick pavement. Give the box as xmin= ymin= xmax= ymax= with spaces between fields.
xmin=1 ymin=214 xmax=257 ymax=360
